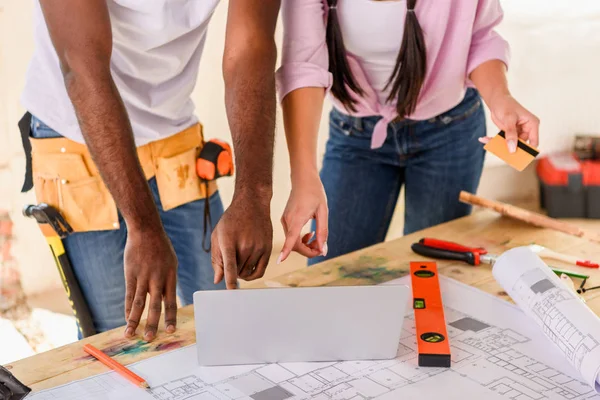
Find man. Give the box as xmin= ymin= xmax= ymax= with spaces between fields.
xmin=21 ymin=0 xmax=280 ymax=340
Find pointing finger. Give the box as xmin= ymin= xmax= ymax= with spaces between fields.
xmin=163 ymin=271 xmax=177 ymax=334
xmin=222 ymin=246 xmax=238 ymax=289
xmin=211 ymin=235 xmax=224 ymax=284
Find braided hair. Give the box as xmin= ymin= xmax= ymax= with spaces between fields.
xmin=325 ymin=0 xmax=427 ymax=118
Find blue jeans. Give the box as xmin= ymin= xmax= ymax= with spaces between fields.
xmin=309 ymin=88 xmax=486 ymax=266
xmin=31 ymin=116 xmax=226 ymax=334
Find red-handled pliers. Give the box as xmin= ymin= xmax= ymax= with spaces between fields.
xmin=411 ymin=238 xmax=496 ymax=266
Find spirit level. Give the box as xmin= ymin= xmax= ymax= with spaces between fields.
xmin=410 ymin=261 xmax=451 ymax=368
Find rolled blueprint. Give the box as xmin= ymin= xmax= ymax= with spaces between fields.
xmin=493 ymin=247 xmax=600 ymax=392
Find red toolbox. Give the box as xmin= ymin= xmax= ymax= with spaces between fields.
xmin=537 ymin=153 xmax=600 ymax=218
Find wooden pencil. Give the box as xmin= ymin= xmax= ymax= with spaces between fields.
xmin=83 ymin=344 xmax=150 ymax=389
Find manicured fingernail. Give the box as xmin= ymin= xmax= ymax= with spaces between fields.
xmin=322 ymin=242 xmax=328 ymax=257
xmin=478 ymin=137 xmax=487 ymax=144
xmin=125 ymin=327 xmax=134 ymax=337
xmin=277 ymin=253 xmax=283 ymax=265
xmin=166 ymin=325 xmax=175 ymax=334
xmin=508 ymin=140 xmax=517 ymax=153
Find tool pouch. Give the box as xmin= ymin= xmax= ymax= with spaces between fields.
xmin=155 ymin=146 xmax=208 ymax=211
xmin=152 ymin=124 xmax=218 ymax=211
xmin=19 ymin=113 xmax=121 ymax=232
xmin=35 ymin=154 xmax=119 ymax=232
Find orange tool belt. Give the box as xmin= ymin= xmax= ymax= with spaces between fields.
xmin=19 ymin=113 xmax=219 ymax=233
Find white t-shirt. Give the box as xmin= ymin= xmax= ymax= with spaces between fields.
xmin=338 ymin=0 xmax=404 ymax=106
xmin=21 ymin=0 xmax=220 ymax=146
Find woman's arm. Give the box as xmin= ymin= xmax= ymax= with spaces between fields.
xmin=278 ymin=89 xmax=329 ymax=264
xmin=467 ymin=0 xmax=539 ymax=151
xmin=470 ymin=60 xmax=539 ymax=151
xmin=283 ymin=88 xmax=325 ymax=183
xmin=276 ymin=0 xmax=332 ymax=263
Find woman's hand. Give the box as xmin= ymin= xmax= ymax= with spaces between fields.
xmin=279 ymin=171 xmax=328 ymax=264
xmin=479 ymin=94 xmax=540 ymax=152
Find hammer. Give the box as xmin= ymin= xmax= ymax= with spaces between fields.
xmin=23 ymin=204 xmax=96 ymax=338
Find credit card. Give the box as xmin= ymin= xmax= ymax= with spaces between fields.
xmin=484 ymin=131 xmax=539 ymax=172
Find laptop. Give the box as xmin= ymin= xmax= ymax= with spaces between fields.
xmin=193 ymin=284 xmax=410 ymax=366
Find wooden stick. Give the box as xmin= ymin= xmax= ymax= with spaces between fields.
xmin=459 ymin=191 xmax=600 ymax=243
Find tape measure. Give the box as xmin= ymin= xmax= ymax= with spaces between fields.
xmin=410 ymin=261 xmax=451 ymax=368
xmin=196 ymin=139 xmax=234 ymax=252
xmin=196 ymin=139 xmax=234 ymax=181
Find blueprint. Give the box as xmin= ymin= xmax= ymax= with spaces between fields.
xmin=29 ymin=275 xmax=600 ymax=400
xmin=494 ymin=247 xmax=600 ymax=393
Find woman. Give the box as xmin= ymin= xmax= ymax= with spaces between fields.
xmin=276 ymin=0 xmax=540 ymax=265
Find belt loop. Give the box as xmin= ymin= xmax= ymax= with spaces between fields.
xmin=353 ymin=116 xmax=363 ymax=132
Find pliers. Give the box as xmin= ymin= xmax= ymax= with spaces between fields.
xmin=411 ymin=238 xmax=496 ymax=266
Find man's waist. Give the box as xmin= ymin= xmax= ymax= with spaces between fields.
xmin=30 ymin=123 xmax=205 ymax=180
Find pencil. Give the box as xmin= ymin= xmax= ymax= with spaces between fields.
xmin=551 ymin=268 xmax=589 ymax=280
xmin=83 ymin=344 xmax=150 ymax=389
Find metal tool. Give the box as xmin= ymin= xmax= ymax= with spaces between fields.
xmin=411 ymin=238 xmax=496 ymax=266
xmin=412 ymin=238 xmax=599 ymax=298
xmin=23 ymin=203 xmax=96 ymax=337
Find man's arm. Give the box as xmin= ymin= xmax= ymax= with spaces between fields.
xmin=211 ymin=0 xmax=280 ymax=288
xmin=40 ymin=0 xmax=177 ymax=341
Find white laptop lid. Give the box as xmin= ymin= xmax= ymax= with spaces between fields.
xmin=193 ymin=285 xmax=409 ymax=366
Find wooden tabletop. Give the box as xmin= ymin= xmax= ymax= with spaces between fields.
xmin=6 ymin=210 xmax=600 ymax=392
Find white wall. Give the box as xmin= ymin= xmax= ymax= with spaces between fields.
xmin=0 ymin=0 xmax=599 ymax=295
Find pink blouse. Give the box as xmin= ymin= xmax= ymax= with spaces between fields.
xmin=276 ymin=0 xmax=510 ymax=149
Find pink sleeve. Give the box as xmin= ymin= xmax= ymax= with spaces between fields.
xmin=466 ymin=0 xmax=510 ymax=76
xmin=275 ymin=0 xmax=333 ymax=102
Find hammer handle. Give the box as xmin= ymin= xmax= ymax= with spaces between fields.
xmin=459 ymin=191 xmax=600 ymax=243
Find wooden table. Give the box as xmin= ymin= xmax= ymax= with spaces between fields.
xmin=6 ymin=210 xmax=600 ymax=392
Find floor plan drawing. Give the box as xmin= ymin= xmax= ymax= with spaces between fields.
xmin=29 ymin=275 xmax=600 ymax=400
xmin=494 ymin=247 xmax=600 ymax=392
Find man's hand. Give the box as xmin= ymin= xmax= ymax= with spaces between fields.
xmin=212 ymin=195 xmax=273 ymax=289
xmin=124 ymin=228 xmax=177 ymax=341
xmin=218 ymin=0 xmax=280 ymax=287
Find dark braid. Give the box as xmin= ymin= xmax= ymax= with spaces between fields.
xmin=325 ymin=0 xmax=427 ymax=118
xmin=326 ymin=0 xmax=364 ymax=112
xmin=384 ymin=0 xmax=427 ymax=118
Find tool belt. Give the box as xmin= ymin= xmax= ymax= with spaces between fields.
xmin=19 ymin=113 xmax=217 ymax=233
